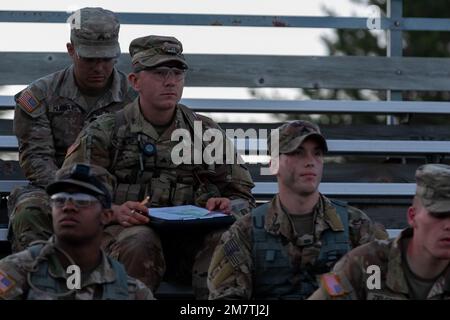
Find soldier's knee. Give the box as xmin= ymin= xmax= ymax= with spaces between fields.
xmin=9 ymin=206 xmax=53 ymax=253
xmin=116 ymin=225 xmax=161 ymax=248
xmin=9 ymin=190 xmax=51 ymax=223
xmin=8 ymin=186 xmax=49 ymax=216
xmin=106 ymin=226 xmax=165 ymax=291
xmin=8 ymin=191 xmax=53 ymax=253
xmin=107 ymin=225 xmax=164 ymax=265
xmin=12 ymin=203 xmax=50 ymax=224
xmin=10 ymin=199 xmax=52 ymax=235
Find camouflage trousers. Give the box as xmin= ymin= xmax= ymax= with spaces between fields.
xmin=7 ymin=185 xmax=53 ymax=253
xmin=101 ymin=224 xmax=226 ymax=299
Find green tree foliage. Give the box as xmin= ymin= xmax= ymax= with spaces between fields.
xmin=258 ymin=0 xmax=450 ymax=125
xmin=316 ymin=0 xmax=450 ymax=124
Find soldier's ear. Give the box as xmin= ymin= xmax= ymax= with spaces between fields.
xmin=407 ymin=205 xmax=417 ymax=228
xmin=128 ymin=73 xmax=139 ymax=90
xmin=100 ymin=208 xmax=114 ymax=226
xmin=269 ymin=157 xmax=280 ymax=175
xmin=67 ymin=43 xmax=75 ymax=57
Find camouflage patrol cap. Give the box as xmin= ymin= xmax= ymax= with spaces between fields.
xmin=415 ymin=163 xmax=450 ymax=217
xmin=129 ymin=35 xmax=188 ymax=70
xmin=68 ymin=7 xmax=120 ymax=58
xmin=268 ymin=120 xmax=328 ymax=155
xmin=47 ymin=163 xmax=116 ymax=208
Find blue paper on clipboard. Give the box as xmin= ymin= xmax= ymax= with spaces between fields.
xmin=148 ymin=205 xmax=227 ymax=221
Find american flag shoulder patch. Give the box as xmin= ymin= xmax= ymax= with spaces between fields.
xmin=17 ymin=89 xmax=40 ymax=113
xmin=0 ymin=270 xmax=15 ymax=295
xmin=321 ymin=273 xmax=346 ymax=297
xmin=223 ymin=239 xmax=242 ymax=268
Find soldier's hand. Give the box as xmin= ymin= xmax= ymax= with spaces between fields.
xmin=206 ymin=197 xmax=231 ymax=214
xmin=112 ymin=201 xmax=150 ymax=227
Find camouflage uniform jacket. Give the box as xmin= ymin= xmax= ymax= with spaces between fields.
xmin=14 ymin=65 xmax=135 ymax=188
xmin=63 ymin=99 xmax=255 ymax=210
xmin=309 ymin=228 xmax=450 ymax=300
xmin=0 ymin=238 xmax=154 ymax=300
xmin=207 ymin=193 xmax=388 ymax=299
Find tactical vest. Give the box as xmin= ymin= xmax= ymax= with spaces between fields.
xmin=26 ymin=244 xmax=130 ymax=300
xmin=252 ymin=200 xmax=350 ymax=300
xmin=110 ymin=104 xmax=221 ymax=207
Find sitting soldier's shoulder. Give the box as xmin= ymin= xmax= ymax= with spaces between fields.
xmin=178 ymin=104 xmax=222 ymax=129
xmin=14 ymin=68 xmax=70 ymax=117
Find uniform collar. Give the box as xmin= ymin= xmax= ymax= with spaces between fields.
xmin=264 ymin=193 xmax=345 ymax=244
xmin=44 ymin=238 xmax=116 ymax=286
xmin=385 ymin=228 xmax=450 ymax=298
xmin=427 ymin=266 xmax=450 ymax=298
xmin=58 ymin=65 xmax=125 ymax=112
xmin=126 ymin=99 xmax=184 ymax=140
xmin=385 ymin=228 xmax=415 ymax=294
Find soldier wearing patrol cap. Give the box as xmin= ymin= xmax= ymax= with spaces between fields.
xmin=207 ymin=120 xmax=388 ymax=300
xmin=309 ymin=163 xmax=450 ymax=300
xmin=9 ymin=7 xmax=136 ymax=253
xmin=0 ymin=163 xmax=154 ymax=300
xmin=62 ymin=35 xmax=255 ymax=298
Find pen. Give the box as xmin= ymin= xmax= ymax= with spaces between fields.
xmin=140 ymin=196 xmax=150 ymax=206
xmin=131 ymin=196 xmax=150 ymax=215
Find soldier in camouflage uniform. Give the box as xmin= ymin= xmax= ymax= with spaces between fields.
xmin=207 ymin=120 xmax=388 ymax=300
xmin=62 ymin=35 xmax=255 ymax=298
xmin=309 ymin=163 xmax=450 ymax=300
xmin=8 ymin=7 xmax=135 ymax=253
xmin=0 ymin=163 xmax=154 ymax=300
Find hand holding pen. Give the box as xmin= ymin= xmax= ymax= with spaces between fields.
xmin=113 ymin=196 xmax=150 ymax=227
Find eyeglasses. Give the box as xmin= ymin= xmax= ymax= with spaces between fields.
xmin=50 ymin=192 xmax=99 ymax=208
xmin=146 ymin=66 xmax=186 ymax=82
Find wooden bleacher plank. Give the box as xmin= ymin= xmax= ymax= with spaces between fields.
xmin=2 ymin=10 xmax=450 ymax=32
xmin=237 ymin=139 xmax=450 ymax=154
xmin=0 ymin=179 xmax=416 ymax=197
xmin=0 ymin=180 xmax=27 ymax=192
xmin=0 ymin=95 xmax=14 ymax=107
xmin=183 ymin=99 xmax=450 ymax=114
xmin=248 ymin=162 xmax=419 ymax=183
xmin=3 ymin=96 xmax=450 ymax=114
xmin=254 ymin=182 xmax=416 ymax=197
xmin=0 ymin=161 xmax=422 ymax=184
xmin=2 ymin=135 xmax=450 ymax=154
xmin=0 ymin=136 xmax=19 ymax=150
xmin=3 ymin=53 xmax=450 ymax=90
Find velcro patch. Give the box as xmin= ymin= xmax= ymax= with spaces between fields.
xmin=17 ymin=89 xmax=40 ymax=113
xmin=321 ymin=273 xmax=346 ymax=297
xmin=0 ymin=270 xmax=15 ymax=295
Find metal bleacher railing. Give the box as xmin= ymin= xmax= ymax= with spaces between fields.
xmin=2 ymin=0 xmax=450 ymax=243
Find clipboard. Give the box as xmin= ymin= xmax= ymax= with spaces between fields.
xmin=148 ymin=205 xmax=236 ymax=230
